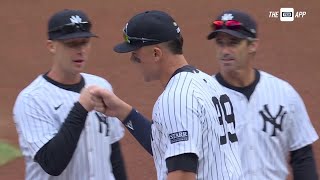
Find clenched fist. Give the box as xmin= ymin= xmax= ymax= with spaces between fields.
xmin=89 ymin=86 xmax=132 ymax=121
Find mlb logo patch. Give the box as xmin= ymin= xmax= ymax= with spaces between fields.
xmin=169 ymin=131 xmax=189 ymax=144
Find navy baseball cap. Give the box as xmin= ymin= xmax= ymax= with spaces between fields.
xmin=207 ymin=10 xmax=257 ymax=39
xmin=48 ymin=9 xmax=98 ymax=40
xmin=114 ymin=10 xmax=181 ymax=53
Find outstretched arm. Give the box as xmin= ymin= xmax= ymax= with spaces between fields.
xmin=35 ymin=102 xmax=88 ymax=176
xmin=34 ymin=87 xmax=96 ymax=175
xmin=90 ymin=86 xmax=153 ymax=155
xmin=122 ymin=108 xmax=153 ymax=155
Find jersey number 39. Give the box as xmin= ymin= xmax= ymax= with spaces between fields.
xmin=212 ymin=94 xmax=238 ymax=145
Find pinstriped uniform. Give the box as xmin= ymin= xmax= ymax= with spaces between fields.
xmin=214 ymin=71 xmax=319 ymax=180
xmin=151 ymin=69 xmax=244 ymax=180
xmin=13 ymin=73 xmax=124 ymax=180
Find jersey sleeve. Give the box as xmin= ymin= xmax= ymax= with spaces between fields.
xmin=100 ymin=78 xmax=124 ymax=144
xmin=109 ymin=117 xmax=125 ymax=144
xmin=158 ymin=89 xmax=203 ymax=160
xmin=287 ymin=85 xmax=319 ymax=151
xmin=103 ymin=79 xmax=113 ymax=92
xmin=13 ymin=94 xmax=58 ymax=158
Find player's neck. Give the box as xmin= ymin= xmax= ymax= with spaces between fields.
xmin=47 ymin=68 xmax=82 ymax=85
xmin=160 ymin=54 xmax=188 ymax=88
xmin=220 ymin=68 xmax=256 ymax=87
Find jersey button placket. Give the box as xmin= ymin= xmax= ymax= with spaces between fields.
xmin=88 ymin=142 xmax=95 ymax=179
xmin=248 ymin=100 xmax=258 ymax=177
xmin=89 ymin=173 xmax=94 ymax=180
xmin=85 ymin=118 xmax=95 ymax=180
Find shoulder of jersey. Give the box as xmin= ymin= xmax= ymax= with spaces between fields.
xmin=168 ymin=69 xmax=201 ymax=85
xmin=17 ymin=75 xmax=49 ymax=97
xmin=167 ymin=69 xmax=219 ymax=92
xmin=81 ymin=73 xmax=113 ymax=91
xmin=259 ymin=70 xmax=294 ymax=90
xmin=212 ymin=71 xmax=293 ymax=90
xmin=173 ymin=69 xmax=209 ymax=80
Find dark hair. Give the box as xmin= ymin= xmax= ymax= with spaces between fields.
xmin=164 ymin=34 xmax=183 ymax=54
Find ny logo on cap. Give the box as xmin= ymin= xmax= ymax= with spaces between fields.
xmin=173 ymin=22 xmax=180 ymax=33
xmin=70 ymin=15 xmax=83 ymax=23
xmin=221 ymin=13 xmax=234 ymax=21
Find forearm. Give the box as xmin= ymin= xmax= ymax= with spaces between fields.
xmin=290 ymin=144 xmax=318 ymax=180
xmin=167 ymin=171 xmax=196 ymax=180
xmin=34 ymin=102 xmax=88 ymax=176
xmin=122 ymin=108 xmax=153 ymax=155
xmin=111 ymin=142 xmax=127 ymax=180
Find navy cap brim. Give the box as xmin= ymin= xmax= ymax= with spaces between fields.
xmin=207 ymin=29 xmax=247 ymax=40
xmin=113 ymin=42 xmax=144 ymax=53
xmin=52 ymin=32 xmax=98 ymax=40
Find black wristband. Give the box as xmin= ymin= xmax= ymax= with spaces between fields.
xmin=122 ymin=108 xmax=153 ymax=155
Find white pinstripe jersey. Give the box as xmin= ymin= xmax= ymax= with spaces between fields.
xmin=13 ymin=73 xmax=124 ymax=180
xmin=214 ymin=71 xmax=319 ymax=180
xmin=151 ymin=68 xmax=244 ymax=180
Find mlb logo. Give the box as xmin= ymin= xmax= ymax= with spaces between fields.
xmin=280 ymin=8 xmax=294 ymax=21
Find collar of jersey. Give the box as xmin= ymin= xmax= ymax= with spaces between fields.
xmin=165 ymin=65 xmax=199 ymax=87
xmin=215 ymin=69 xmax=260 ymax=101
xmin=43 ymin=72 xmax=85 ymax=93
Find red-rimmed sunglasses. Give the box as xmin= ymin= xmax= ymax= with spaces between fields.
xmin=212 ymin=20 xmax=256 ymax=37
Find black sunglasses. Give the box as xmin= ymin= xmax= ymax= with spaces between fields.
xmin=123 ymin=27 xmax=160 ymax=44
xmin=49 ymin=22 xmax=91 ymax=33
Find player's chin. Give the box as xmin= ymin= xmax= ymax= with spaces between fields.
xmin=143 ymin=77 xmax=152 ymax=82
xmin=219 ymin=64 xmax=237 ymax=73
xmin=73 ymin=64 xmax=86 ymax=72
xmin=143 ymin=75 xmax=158 ymax=82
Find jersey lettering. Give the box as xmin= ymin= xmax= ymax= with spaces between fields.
xmin=212 ymin=94 xmax=238 ymax=145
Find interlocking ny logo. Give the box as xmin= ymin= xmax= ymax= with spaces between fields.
xmin=69 ymin=15 xmax=82 ymax=23
xmin=221 ymin=13 xmax=234 ymax=21
xmin=259 ymin=104 xmax=286 ymax=136
xmin=95 ymin=112 xmax=110 ymax=137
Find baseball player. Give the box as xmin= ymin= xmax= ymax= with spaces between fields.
xmin=13 ymin=9 xmax=127 ymax=180
xmin=207 ymin=10 xmax=319 ymax=180
xmin=91 ymin=10 xmax=244 ymax=180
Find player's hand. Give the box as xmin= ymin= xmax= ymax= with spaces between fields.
xmin=91 ymin=91 xmax=107 ymax=113
xmin=79 ymin=86 xmax=96 ymax=112
xmin=89 ymin=86 xmax=132 ymax=121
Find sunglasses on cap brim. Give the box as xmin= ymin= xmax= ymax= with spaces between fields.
xmin=122 ymin=28 xmax=161 ymax=44
xmin=212 ymin=20 xmax=256 ymax=38
xmin=49 ymin=22 xmax=91 ymax=34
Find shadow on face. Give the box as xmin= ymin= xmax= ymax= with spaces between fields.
xmin=59 ymin=38 xmax=91 ymax=49
xmin=47 ymin=38 xmax=91 ymax=54
xmin=129 ymin=45 xmax=165 ymax=82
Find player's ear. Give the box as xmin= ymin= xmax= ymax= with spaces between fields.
xmin=46 ymin=40 xmax=56 ymax=54
xmin=153 ymin=47 xmax=162 ymax=62
xmin=248 ymin=38 xmax=259 ymax=54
